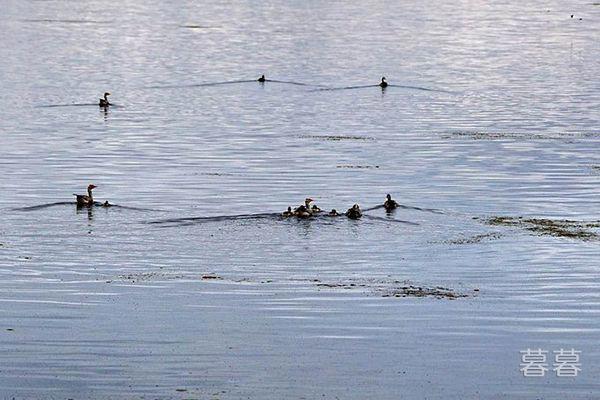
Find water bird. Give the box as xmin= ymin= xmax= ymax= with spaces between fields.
xmin=379 ymin=77 xmax=388 ymax=88
xmin=282 ymin=206 xmax=294 ymax=217
xmin=73 ymin=184 xmax=97 ymax=207
xmin=258 ymin=74 xmax=266 ymax=82
xmin=311 ymin=204 xmax=322 ymax=213
xmin=294 ymin=205 xmax=312 ymax=218
xmin=295 ymin=198 xmax=314 ymax=213
xmin=328 ymin=209 xmax=341 ymax=216
xmin=99 ymin=92 xmax=111 ymax=107
xmin=345 ymin=204 xmax=362 ymax=219
xmin=384 ymin=194 xmax=399 ymax=212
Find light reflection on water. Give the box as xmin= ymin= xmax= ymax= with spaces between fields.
xmin=0 ymin=0 xmax=599 ymax=398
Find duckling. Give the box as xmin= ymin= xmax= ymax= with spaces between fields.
xmin=99 ymin=92 xmax=111 ymax=107
xmin=102 ymin=201 xmax=112 ymax=208
xmin=379 ymin=77 xmax=388 ymax=88
xmin=328 ymin=209 xmax=341 ymax=216
xmin=311 ymin=204 xmax=322 ymax=213
xmin=282 ymin=206 xmax=294 ymax=217
xmin=345 ymin=204 xmax=362 ymax=219
xmin=383 ymin=193 xmax=399 ymax=212
xmin=73 ymin=184 xmax=97 ymax=207
xmin=258 ymin=74 xmax=266 ymax=82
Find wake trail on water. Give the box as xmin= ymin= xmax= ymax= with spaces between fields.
xmin=147 ymin=204 xmax=442 ymax=227
xmin=363 ymin=204 xmax=444 ymax=214
xmin=310 ymin=84 xmax=453 ymax=93
xmin=147 ymin=79 xmax=321 ymax=89
xmin=37 ymin=103 xmax=125 ymax=108
xmin=13 ymin=202 xmax=162 ymax=212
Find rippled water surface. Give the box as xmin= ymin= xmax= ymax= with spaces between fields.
xmin=1 ymin=0 xmax=599 ymax=398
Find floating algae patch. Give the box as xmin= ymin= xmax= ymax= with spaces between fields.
xmin=381 ymin=285 xmax=469 ymax=300
xmin=484 ymin=216 xmax=600 ymax=241
xmin=116 ymin=272 xmax=185 ymax=283
xmin=441 ymin=131 xmax=600 ymax=141
xmin=336 ymin=165 xmax=380 ymax=169
xmin=201 ymin=274 xmax=223 ymax=280
xmin=109 ymin=272 xmax=470 ymax=300
xmin=314 ymin=278 xmax=471 ymax=300
xmin=442 ymin=131 xmax=546 ymax=140
xmin=445 ymin=232 xmax=503 ymax=245
xmin=299 ymin=135 xmax=375 ymax=141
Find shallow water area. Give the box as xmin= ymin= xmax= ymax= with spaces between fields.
xmin=1 ymin=0 xmax=600 ymax=399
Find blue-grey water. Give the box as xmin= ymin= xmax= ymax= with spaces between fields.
xmin=1 ymin=0 xmax=599 ymax=399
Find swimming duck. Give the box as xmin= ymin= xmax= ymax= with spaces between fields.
xmin=379 ymin=77 xmax=388 ymax=88
xmin=99 ymin=92 xmax=111 ymax=107
xmin=258 ymin=74 xmax=266 ymax=82
xmin=73 ymin=184 xmax=96 ymax=207
xmin=345 ymin=204 xmax=362 ymax=219
xmin=311 ymin=204 xmax=322 ymax=213
xmin=295 ymin=198 xmax=314 ymax=213
xmin=328 ymin=209 xmax=341 ymax=216
xmin=294 ymin=205 xmax=312 ymax=218
xmin=383 ymin=194 xmax=399 ymax=212
xmin=282 ymin=206 xmax=294 ymax=217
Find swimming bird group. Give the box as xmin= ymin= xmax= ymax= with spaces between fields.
xmin=282 ymin=197 xmax=359 ymax=219
xmin=97 ymin=75 xmax=390 ymax=107
xmin=71 ymin=184 xmax=399 ymax=221
xmin=282 ymin=194 xmax=399 ymax=220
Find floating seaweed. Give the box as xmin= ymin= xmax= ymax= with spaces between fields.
xmin=483 ymin=216 xmax=599 ymax=241
xmin=336 ymin=165 xmax=380 ymax=169
xmin=445 ymin=232 xmax=503 ymax=245
xmin=298 ymin=134 xmax=375 ymax=141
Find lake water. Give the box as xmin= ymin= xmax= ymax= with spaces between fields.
xmin=1 ymin=0 xmax=599 ymax=398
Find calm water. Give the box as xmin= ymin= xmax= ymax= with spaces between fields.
xmin=1 ymin=0 xmax=599 ymax=398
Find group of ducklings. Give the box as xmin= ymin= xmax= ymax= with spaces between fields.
xmin=282 ymin=194 xmax=398 ymax=220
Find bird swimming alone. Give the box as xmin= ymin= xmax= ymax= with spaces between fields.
xmin=379 ymin=77 xmax=388 ymax=88
xmin=99 ymin=92 xmax=111 ymax=107
xmin=258 ymin=74 xmax=266 ymax=82
xmin=73 ymin=184 xmax=97 ymax=207
xmin=383 ymin=194 xmax=399 ymax=212
xmin=345 ymin=204 xmax=362 ymax=219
